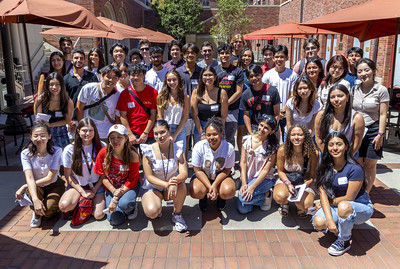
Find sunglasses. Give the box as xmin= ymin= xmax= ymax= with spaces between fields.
xmin=140 ymin=47 xmax=150 ymax=51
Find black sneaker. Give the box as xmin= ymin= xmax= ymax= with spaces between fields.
xmin=328 ymin=239 xmax=351 ymax=256
xmin=217 ymin=197 xmax=226 ymax=211
xmin=199 ymin=196 xmax=207 ymax=212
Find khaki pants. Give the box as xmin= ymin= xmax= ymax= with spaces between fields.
xmin=26 ymin=177 xmax=65 ymax=218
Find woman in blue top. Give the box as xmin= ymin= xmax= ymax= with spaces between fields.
xmin=313 ymin=132 xmax=373 ymax=256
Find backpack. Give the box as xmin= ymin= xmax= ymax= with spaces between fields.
xmin=71 ymin=196 xmax=93 ymax=226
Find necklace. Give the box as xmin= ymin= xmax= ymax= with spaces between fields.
xmin=159 ymin=141 xmax=172 ymax=181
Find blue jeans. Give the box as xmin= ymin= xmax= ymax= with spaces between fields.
xmin=105 ymin=185 xmax=140 ymax=226
xmin=170 ymin=124 xmax=186 ymax=153
xmin=237 ymin=178 xmax=275 ymax=214
xmin=194 ymin=120 xmax=207 ymax=144
xmin=312 ymin=192 xmax=374 ymax=241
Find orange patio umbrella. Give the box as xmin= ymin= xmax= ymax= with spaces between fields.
xmin=137 ymin=27 xmax=174 ymax=43
xmin=302 ymin=0 xmax=399 ymax=89
xmin=41 ymin=16 xmax=147 ymax=40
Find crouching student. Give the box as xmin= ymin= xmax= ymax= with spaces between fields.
xmin=273 ymin=124 xmax=319 ymax=217
xmin=15 ymin=123 xmax=65 ymax=228
xmin=59 ymin=118 xmax=106 ymax=220
xmin=313 ymin=133 xmax=373 ymax=256
xmin=93 ymin=124 xmax=140 ymax=226
xmin=141 ymin=120 xmax=188 ymax=232
xmin=237 ymin=115 xmax=279 ymax=213
xmin=189 ymin=116 xmax=236 ymax=212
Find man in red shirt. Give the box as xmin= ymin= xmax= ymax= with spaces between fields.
xmin=116 ymin=63 xmax=157 ymax=145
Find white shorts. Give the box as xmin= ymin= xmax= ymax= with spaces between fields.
xmin=185 ymin=118 xmax=194 ymax=136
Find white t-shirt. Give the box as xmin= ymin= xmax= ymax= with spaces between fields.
xmin=140 ymin=141 xmax=184 ymax=191
xmin=318 ymin=79 xmax=350 ymax=107
xmin=77 ymin=82 xmax=120 ymax=139
xmin=62 ymin=142 xmax=106 ymax=186
xmin=145 ymin=67 xmax=168 ymax=93
xmin=286 ymin=97 xmax=322 ymax=128
xmin=191 ymin=140 xmax=235 ymax=180
xmin=21 ymin=147 xmax=63 ymax=186
xmin=262 ymin=68 xmax=298 ymax=110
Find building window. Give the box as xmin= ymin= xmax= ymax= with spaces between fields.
xmin=202 ymin=0 xmax=210 ymax=7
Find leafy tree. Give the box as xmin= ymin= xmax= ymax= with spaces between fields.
xmin=210 ymin=0 xmax=253 ymax=43
xmin=152 ymin=0 xmax=203 ymax=41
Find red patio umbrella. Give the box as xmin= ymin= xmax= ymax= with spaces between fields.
xmin=137 ymin=27 xmax=174 ymax=43
xmin=302 ymin=0 xmax=400 ymax=89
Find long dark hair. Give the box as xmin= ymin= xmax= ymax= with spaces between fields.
xmin=258 ymin=114 xmax=279 ymax=157
xmin=37 ymin=72 xmax=70 ymax=117
xmin=238 ymin=47 xmax=254 ymax=70
xmin=24 ymin=123 xmax=55 ymax=156
xmin=292 ymin=76 xmax=317 ymax=114
xmin=323 ymin=55 xmax=348 ymax=84
xmin=284 ymin=124 xmax=315 ymax=160
xmin=157 ymin=70 xmax=184 ymax=110
xmin=87 ymin=48 xmax=106 ymax=73
xmin=197 ymin=66 xmax=219 ymax=102
xmin=316 ymin=132 xmax=360 ymax=199
xmin=71 ymin=118 xmax=103 ymax=177
xmin=49 ymin=51 xmax=66 ymax=76
xmin=319 ymin=84 xmax=352 ymax=142
xmin=305 ymin=57 xmax=324 ymax=87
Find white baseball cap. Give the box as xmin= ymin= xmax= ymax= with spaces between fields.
xmin=108 ymin=124 xmax=128 ymax=136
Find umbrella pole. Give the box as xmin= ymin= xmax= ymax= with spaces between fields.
xmin=22 ymin=18 xmax=35 ymax=96
xmin=290 ymin=35 xmax=294 ymax=67
xmin=390 ymin=18 xmax=399 ymax=92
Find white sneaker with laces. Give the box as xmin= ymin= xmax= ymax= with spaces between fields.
xmin=260 ymin=191 xmax=272 ymax=211
xmin=172 ymin=213 xmax=188 ymax=232
xmin=30 ymin=212 xmax=41 ymax=228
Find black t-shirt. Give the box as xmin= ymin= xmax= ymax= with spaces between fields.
xmin=176 ymin=64 xmax=202 ymax=97
xmin=215 ymin=64 xmax=244 ymax=110
xmin=240 ymin=84 xmax=280 ymax=130
xmin=64 ymin=70 xmax=98 ymax=106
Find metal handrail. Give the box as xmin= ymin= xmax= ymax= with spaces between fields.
xmin=30 ymin=41 xmax=46 ymax=62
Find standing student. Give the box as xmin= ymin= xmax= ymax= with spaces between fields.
xmin=273 ymin=124 xmax=319 ymax=217
xmin=318 ymin=55 xmax=350 ymax=107
xmin=141 ymin=120 xmax=188 ymax=232
xmin=230 ymin=34 xmax=245 ymax=66
xmin=128 ymin=48 xmax=143 ymax=64
xmin=353 ymin=58 xmax=389 ymax=193
xmin=34 ymin=72 xmax=74 ymax=148
xmin=110 ymin=42 xmax=128 ymax=66
xmin=59 ymin=118 xmax=106 ymax=220
xmin=145 ymin=46 xmax=168 ymax=93
xmin=37 ymin=52 xmax=66 ymax=96
xmin=138 ymin=39 xmax=152 ymax=70
xmin=215 ymin=43 xmax=244 ymax=147
xmin=286 ymin=76 xmax=322 ymax=134
xmin=157 ymin=70 xmax=190 ymax=151
xmin=241 ymin=64 xmax=280 ymax=134
xmin=76 ymin=65 xmax=121 ymax=140
xmin=164 ymin=40 xmax=185 ymax=70
xmin=261 ymin=44 xmax=275 ymax=74
xmin=191 ymin=66 xmax=228 ymax=143
xmin=313 ymin=133 xmax=373 ymax=256
xmin=86 ymin=48 xmax=106 ymax=81
xmin=198 ymin=41 xmax=219 ymax=69
xmin=15 ymin=123 xmax=64 ymax=228
xmin=116 ymin=62 xmax=131 ymax=93
xmin=237 ymin=115 xmax=279 ymax=214
xmin=344 ymin=47 xmax=363 ymax=88
xmin=293 ymin=38 xmax=327 ymax=75
xmin=93 ymin=124 xmax=141 ymax=226
xmin=262 ymin=45 xmax=298 ymax=141
xmin=59 ymin=36 xmax=73 ymax=72
xmin=117 ymin=63 xmax=158 ymax=145
xmin=189 ymin=117 xmax=236 ymax=212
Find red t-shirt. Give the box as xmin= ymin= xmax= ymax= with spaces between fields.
xmin=116 ymin=85 xmax=158 ymax=137
xmin=261 ymin=63 xmax=275 ymax=74
xmin=93 ymin=147 xmax=140 ymax=191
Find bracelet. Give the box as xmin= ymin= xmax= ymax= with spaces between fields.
xmin=378 ymin=132 xmax=384 ymax=136
xmin=111 ymin=198 xmax=119 ymax=204
xmin=143 ymin=131 xmax=149 ymax=135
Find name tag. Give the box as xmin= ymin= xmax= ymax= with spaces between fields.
xmin=55 ymin=111 xmax=63 ymax=117
xmin=228 ymin=75 xmax=235 ymax=81
xmin=127 ymin=102 xmax=135 ymax=108
xmin=120 ymin=165 xmax=127 ymax=172
xmin=365 ymin=97 xmax=376 ymax=104
xmin=191 ymin=79 xmax=198 ymax=86
xmin=262 ymin=95 xmax=270 ymax=101
xmin=338 ymin=177 xmax=348 ymax=185
xmin=211 ymin=105 xmax=219 ymax=111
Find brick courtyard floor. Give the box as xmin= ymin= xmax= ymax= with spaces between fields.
xmin=0 ymin=176 xmax=399 ymax=268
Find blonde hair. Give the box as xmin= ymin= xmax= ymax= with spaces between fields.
xmin=157 ymin=70 xmax=184 ymax=111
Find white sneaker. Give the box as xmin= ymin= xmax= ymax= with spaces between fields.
xmin=127 ymin=204 xmax=138 ymax=220
xmin=260 ymin=191 xmax=272 ymax=211
xmin=172 ymin=213 xmax=188 ymax=232
xmin=30 ymin=212 xmax=41 ymax=228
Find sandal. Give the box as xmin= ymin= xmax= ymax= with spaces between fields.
xmin=297 ymin=209 xmax=307 ymax=218
xmin=278 ymin=204 xmax=289 ymax=216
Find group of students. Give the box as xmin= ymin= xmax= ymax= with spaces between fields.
xmin=15 ymin=35 xmax=389 ymax=256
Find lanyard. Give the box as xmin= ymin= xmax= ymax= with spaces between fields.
xmin=159 ymin=142 xmax=172 ymax=181
xmin=82 ymin=145 xmax=95 ymax=177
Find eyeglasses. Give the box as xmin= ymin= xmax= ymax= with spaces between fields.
xmin=140 ymin=47 xmax=150 ymax=51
